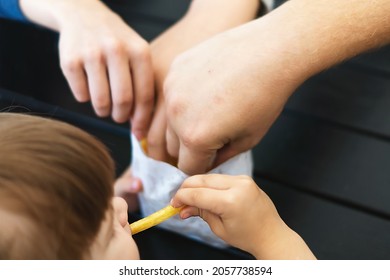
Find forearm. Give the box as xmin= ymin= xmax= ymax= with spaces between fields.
xmin=248 ymin=0 xmax=390 ymax=92
xmin=19 ymin=0 xmax=115 ymax=32
xmin=152 ymin=0 xmax=260 ymax=54
xmin=186 ymin=0 xmax=260 ymax=32
xmin=252 ymin=223 xmax=316 ymax=260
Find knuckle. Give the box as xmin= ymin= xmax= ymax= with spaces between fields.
xmin=105 ymin=38 xmax=125 ymax=56
xmin=114 ymin=93 xmax=131 ymax=107
xmin=85 ymin=49 xmax=104 ymax=63
xmin=166 ymin=97 xmax=184 ymax=118
xmin=131 ymin=41 xmax=150 ymax=61
xmin=94 ymin=94 xmax=110 ymax=110
xmin=136 ymin=88 xmax=154 ymax=107
xmin=181 ymin=128 xmax=208 ymax=150
xmin=222 ymin=192 xmax=236 ymax=209
xmin=146 ymin=136 xmax=162 ymax=150
xmin=60 ymin=57 xmax=82 ymax=73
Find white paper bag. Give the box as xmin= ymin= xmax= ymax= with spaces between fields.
xmin=131 ymin=134 xmax=253 ymax=248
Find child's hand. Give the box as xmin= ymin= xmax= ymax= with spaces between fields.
xmin=172 ymin=174 xmax=316 ymax=259
xmin=171 ymin=174 xmax=284 ymax=256
xmin=114 ymin=167 xmax=143 ymax=212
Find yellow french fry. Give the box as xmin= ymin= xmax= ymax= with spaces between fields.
xmin=130 ymin=205 xmax=184 ymax=235
xmin=140 ymin=138 xmax=178 ymax=166
xmin=140 ymin=138 xmax=148 ymax=154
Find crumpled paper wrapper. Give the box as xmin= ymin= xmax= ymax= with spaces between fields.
xmin=131 ymin=134 xmax=253 ymax=248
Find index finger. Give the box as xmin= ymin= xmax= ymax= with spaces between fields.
xmin=130 ymin=45 xmax=154 ymax=140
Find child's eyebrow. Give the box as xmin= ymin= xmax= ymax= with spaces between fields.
xmin=129 ymin=205 xmax=183 ymax=235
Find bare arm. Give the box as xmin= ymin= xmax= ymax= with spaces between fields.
xmin=147 ymin=0 xmax=260 ymax=161
xmin=164 ymin=0 xmax=390 ymax=175
xmin=255 ymin=0 xmax=390 ymax=85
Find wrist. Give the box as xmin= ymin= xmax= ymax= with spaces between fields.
xmin=19 ymin=0 xmax=111 ymax=32
xmin=249 ymin=0 xmax=390 ymax=89
xmin=250 ymin=217 xmax=289 ymax=259
xmin=252 ymin=220 xmax=315 ymax=259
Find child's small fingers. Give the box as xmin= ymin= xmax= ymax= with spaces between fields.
xmin=180 ymin=207 xmax=225 ymax=238
xmin=172 ymin=188 xmax=225 ymax=215
xmin=114 ymin=174 xmax=143 ymax=196
xmin=182 ymin=174 xmax=238 ymax=190
xmin=179 ymin=206 xmax=198 ymax=219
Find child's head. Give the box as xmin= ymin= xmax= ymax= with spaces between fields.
xmin=0 ymin=113 xmax=138 ymax=259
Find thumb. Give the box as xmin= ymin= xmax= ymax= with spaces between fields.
xmin=178 ymin=144 xmax=216 ymax=175
xmin=180 ymin=206 xmax=225 ymax=237
xmin=213 ymin=139 xmax=253 ymax=167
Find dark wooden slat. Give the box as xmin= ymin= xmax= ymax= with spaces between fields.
xmin=259 ymin=177 xmax=390 ymax=260
xmin=104 ymin=0 xmax=190 ymax=24
xmin=286 ymin=62 xmax=390 ymax=138
xmin=0 ymin=88 xmax=131 ymax=175
xmin=252 ymin=113 xmax=390 ymax=217
xmin=350 ymin=46 xmax=390 ymax=76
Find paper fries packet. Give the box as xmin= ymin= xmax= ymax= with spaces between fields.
xmin=131 ymin=134 xmax=253 ymax=248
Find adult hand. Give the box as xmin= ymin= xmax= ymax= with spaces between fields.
xmin=147 ymin=0 xmax=260 ymax=162
xmin=20 ymin=0 xmax=154 ymax=137
xmin=164 ymin=0 xmax=390 ymax=175
xmin=163 ymin=22 xmax=296 ymax=175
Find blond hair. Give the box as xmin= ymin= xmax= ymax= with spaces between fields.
xmin=0 ymin=113 xmax=115 ymax=259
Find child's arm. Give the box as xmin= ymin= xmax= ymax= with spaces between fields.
xmin=171 ymin=174 xmax=316 ymax=260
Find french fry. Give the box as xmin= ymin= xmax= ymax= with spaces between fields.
xmin=140 ymin=138 xmax=148 ymax=154
xmin=130 ymin=205 xmax=184 ymax=235
xmin=131 ymin=140 xmax=183 ymax=235
xmin=140 ymin=138 xmax=178 ymax=166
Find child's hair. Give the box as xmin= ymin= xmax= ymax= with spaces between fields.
xmin=0 ymin=113 xmax=115 ymax=259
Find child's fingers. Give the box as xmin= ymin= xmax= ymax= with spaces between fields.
xmin=172 ymin=187 xmax=226 ymax=215
xmin=114 ymin=168 xmax=143 ymax=196
xmin=180 ymin=206 xmax=225 ymax=237
xmin=181 ymin=174 xmax=237 ymax=191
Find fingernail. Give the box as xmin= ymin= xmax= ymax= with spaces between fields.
xmin=180 ymin=211 xmax=190 ymax=219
